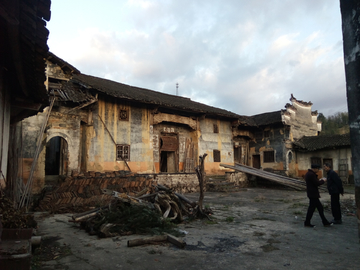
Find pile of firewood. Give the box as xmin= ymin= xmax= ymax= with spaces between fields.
xmin=70 ymin=183 xmax=211 ymax=238
xmin=68 ymin=154 xmax=211 ymax=243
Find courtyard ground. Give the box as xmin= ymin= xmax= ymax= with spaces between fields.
xmin=32 ymin=186 xmax=359 ymax=270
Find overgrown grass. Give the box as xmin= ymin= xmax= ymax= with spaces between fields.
xmin=225 ymin=216 xmax=234 ymax=222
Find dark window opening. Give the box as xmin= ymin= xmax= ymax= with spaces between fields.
xmin=116 ymin=144 xmax=130 ymax=160
xmin=253 ymin=154 xmax=261 ymax=169
xmin=234 ymin=146 xmax=242 ymax=163
xmin=311 ymin=157 xmax=321 ymax=167
xmin=264 ymin=130 xmax=270 ymax=138
xmin=254 ymin=131 xmax=263 ymax=140
xmin=263 ymin=150 xmax=275 ymax=163
xmin=119 ymin=109 xmax=129 ymax=121
xmin=213 ymin=150 xmax=221 ymax=162
xmin=213 ymin=124 xmax=219 ymax=133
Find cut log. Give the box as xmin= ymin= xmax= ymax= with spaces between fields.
xmin=166 ymin=233 xmax=186 ymax=248
xmin=127 ymin=235 xmax=168 ymax=247
xmin=72 ymin=206 xmax=107 ymax=222
xmin=175 ymin=192 xmax=196 ymax=207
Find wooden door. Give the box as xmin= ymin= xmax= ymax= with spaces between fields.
xmin=253 ymin=154 xmax=261 ymax=169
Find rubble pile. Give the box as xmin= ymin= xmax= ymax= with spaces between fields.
xmin=36 ymin=171 xmax=156 ymax=213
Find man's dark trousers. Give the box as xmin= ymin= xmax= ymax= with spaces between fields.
xmin=331 ymin=193 xmax=341 ymax=221
xmin=305 ymin=198 xmax=328 ymax=225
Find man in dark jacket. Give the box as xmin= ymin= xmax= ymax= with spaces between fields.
xmin=323 ymin=163 xmax=344 ymax=224
xmin=304 ymin=164 xmax=333 ymax=227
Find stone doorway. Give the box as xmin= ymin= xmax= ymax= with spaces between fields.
xmin=45 ymin=136 xmax=68 ymax=183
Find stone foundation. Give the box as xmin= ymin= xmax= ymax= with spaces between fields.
xmin=155 ymin=173 xmax=199 ymax=193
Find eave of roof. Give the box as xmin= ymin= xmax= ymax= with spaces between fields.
xmin=69 ymin=73 xmax=241 ymax=119
xmin=293 ymin=133 xmax=351 ymax=151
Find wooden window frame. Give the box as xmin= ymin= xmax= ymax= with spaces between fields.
xmin=119 ymin=109 xmax=129 ymax=121
xmin=116 ymin=144 xmax=130 ymax=161
xmin=263 ymin=150 xmax=275 ymax=163
xmin=213 ymin=149 xmax=221 ymax=162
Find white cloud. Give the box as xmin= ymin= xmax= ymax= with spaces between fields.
xmin=48 ymin=0 xmax=346 ymax=117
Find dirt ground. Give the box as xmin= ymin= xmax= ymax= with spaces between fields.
xmin=31 ymin=186 xmax=359 ymax=270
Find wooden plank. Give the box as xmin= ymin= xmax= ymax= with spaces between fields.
xmin=221 ymin=163 xmax=328 ymax=192
xmin=220 ymin=163 xmax=305 ymax=190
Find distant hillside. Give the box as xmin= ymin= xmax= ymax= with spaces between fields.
xmin=318 ymin=112 xmax=349 ymax=135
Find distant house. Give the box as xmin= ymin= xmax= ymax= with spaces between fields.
xmin=233 ymin=94 xmax=321 ymax=177
xmin=293 ymin=133 xmax=352 ymax=183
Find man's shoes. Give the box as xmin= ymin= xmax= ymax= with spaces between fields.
xmin=304 ymin=223 xmax=316 ymax=228
xmin=323 ymin=222 xmax=333 ymax=227
xmin=331 ymin=219 xmax=342 ymax=224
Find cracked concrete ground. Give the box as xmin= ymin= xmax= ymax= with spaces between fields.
xmin=33 ymin=187 xmax=359 ymax=270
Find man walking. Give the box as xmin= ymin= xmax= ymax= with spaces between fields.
xmin=323 ymin=163 xmax=344 ymax=224
xmin=304 ymin=164 xmax=333 ymax=227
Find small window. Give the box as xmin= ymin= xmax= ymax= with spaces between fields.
xmin=264 ymin=130 xmax=270 ymax=138
xmin=213 ymin=150 xmax=221 ymax=162
xmin=213 ymin=124 xmax=219 ymax=133
xmin=116 ymin=144 xmax=130 ymax=161
xmin=254 ymin=131 xmax=263 ymax=140
xmin=311 ymin=157 xmax=321 ymax=167
xmin=119 ymin=109 xmax=129 ymax=121
xmin=263 ymin=150 xmax=275 ymax=163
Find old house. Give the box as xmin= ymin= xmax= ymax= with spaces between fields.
xmin=293 ymin=133 xmax=352 ymax=183
xmin=0 ymin=0 xmax=51 ymax=196
xmin=233 ymin=94 xmax=321 ymax=177
xmin=22 ymin=53 xmax=243 ymax=193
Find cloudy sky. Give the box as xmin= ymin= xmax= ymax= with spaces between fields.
xmin=47 ymin=0 xmax=348 ymax=117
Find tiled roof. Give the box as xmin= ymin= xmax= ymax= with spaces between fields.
xmin=250 ymin=110 xmax=283 ymax=126
xmin=69 ymin=73 xmax=242 ymax=119
xmin=293 ymin=133 xmax=351 ymax=151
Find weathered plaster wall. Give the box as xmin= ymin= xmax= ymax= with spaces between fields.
xmin=152 ymin=122 xmax=197 ymax=173
xmin=21 ymin=106 xmax=83 ymax=192
xmin=47 ymin=109 xmax=82 ymax=175
xmin=199 ymin=118 xmax=234 ymax=175
xmin=45 ymin=60 xmax=70 ymax=81
xmin=296 ymin=148 xmax=352 ymax=179
xmin=21 ymin=110 xmax=47 ymax=193
xmin=87 ymin=100 xmax=154 ymax=173
xmin=249 ymin=126 xmax=288 ymax=171
xmin=283 ymin=102 xmax=319 ymax=140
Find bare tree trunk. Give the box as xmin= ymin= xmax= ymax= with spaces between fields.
xmin=195 ymin=153 xmax=208 ymax=218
